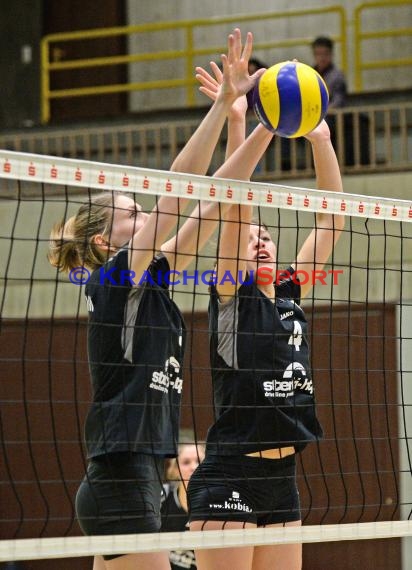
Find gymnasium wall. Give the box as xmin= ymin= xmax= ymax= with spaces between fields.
xmin=0 ymin=0 xmax=42 ymax=128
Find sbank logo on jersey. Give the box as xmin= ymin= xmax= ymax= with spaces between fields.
xmin=263 ymin=362 xmax=313 ymax=398
xmin=149 ymin=356 xmax=183 ymax=394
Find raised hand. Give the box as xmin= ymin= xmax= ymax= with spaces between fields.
xmin=197 ymin=29 xmax=265 ymax=106
xmin=196 ymin=61 xmax=223 ymax=102
xmin=196 ymin=61 xmax=248 ymax=119
xmin=223 ymin=28 xmax=265 ymax=99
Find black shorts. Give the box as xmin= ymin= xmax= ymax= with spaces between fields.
xmin=187 ymin=453 xmax=300 ymax=526
xmin=75 ymin=452 xmax=165 ymax=560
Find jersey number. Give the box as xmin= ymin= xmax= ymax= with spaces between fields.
xmin=288 ymin=320 xmax=302 ymax=351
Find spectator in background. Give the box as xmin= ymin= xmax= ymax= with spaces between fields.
xmin=162 ymin=439 xmax=205 ymax=570
xmin=312 ymin=36 xmax=346 ymax=156
xmin=312 ymin=35 xmax=369 ymax=166
xmin=311 ymin=36 xmax=347 ymax=109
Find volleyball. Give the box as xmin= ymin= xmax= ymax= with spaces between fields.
xmin=252 ymin=61 xmax=329 ymax=138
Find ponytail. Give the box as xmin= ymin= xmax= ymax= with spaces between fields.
xmin=47 ymin=193 xmax=118 ymax=273
xmin=48 ymin=217 xmax=81 ymax=272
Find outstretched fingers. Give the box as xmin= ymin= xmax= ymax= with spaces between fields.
xmin=227 ymin=28 xmax=252 ymax=67
xmin=196 ymin=67 xmax=218 ymax=89
xmin=249 ymin=67 xmax=266 ymax=82
xmin=220 ymin=52 xmax=229 ymax=78
xmin=195 ymin=64 xmax=222 ymax=101
xmin=198 ymin=29 xmax=259 ymax=104
xmin=209 ymin=61 xmax=223 ymax=82
xmin=241 ymin=31 xmax=253 ymax=63
xmin=230 ymin=28 xmax=242 ymax=61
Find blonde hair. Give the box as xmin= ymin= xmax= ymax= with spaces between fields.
xmin=48 ymin=193 xmax=118 ymax=273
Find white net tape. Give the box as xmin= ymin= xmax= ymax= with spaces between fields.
xmin=1 ymin=149 xmax=412 ymax=222
xmin=1 ymin=522 xmax=412 ymax=562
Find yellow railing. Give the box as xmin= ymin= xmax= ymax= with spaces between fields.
xmin=40 ymin=6 xmax=346 ymax=124
xmin=3 ymin=101 xmax=411 ymax=178
xmin=354 ymin=0 xmax=412 ymax=91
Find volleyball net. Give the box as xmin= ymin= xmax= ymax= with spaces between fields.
xmin=0 ymin=149 xmax=412 ymax=565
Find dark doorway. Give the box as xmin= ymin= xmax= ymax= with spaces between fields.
xmin=43 ymin=0 xmax=127 ymax=123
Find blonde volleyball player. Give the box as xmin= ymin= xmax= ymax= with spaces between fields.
xmin=187 ymin=70 xmax=344 ymax=570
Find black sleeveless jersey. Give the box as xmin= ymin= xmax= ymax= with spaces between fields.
xmin=206 ymin=268 xmax=322 ymax=455
xmin=84 ymin=250 xmax=186 ymax=458
xmin=161 ymin=484 xmax=196 ymax=570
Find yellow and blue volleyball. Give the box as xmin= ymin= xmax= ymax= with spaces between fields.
xmin=252 ymin=61 xmax=329 ymax=138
